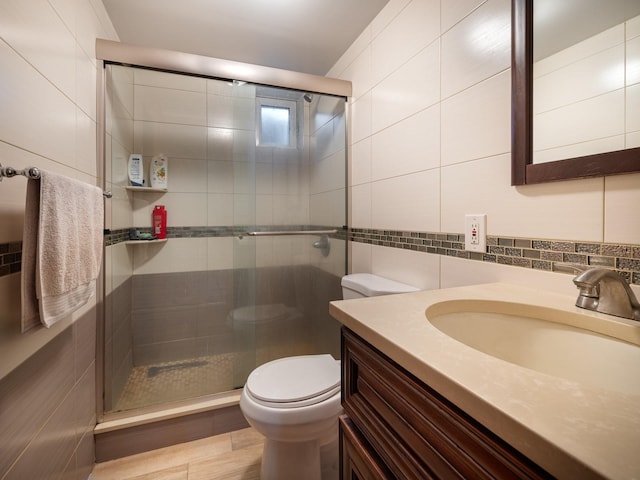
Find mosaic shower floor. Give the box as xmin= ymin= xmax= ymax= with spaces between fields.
xmin=115 ymin=352 xmax=242 ymax=411
xmin=114 ymin=342 xmax=316 ymax=412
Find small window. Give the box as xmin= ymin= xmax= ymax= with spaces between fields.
xmin=257 ymin=97 xmax=297 ymax=148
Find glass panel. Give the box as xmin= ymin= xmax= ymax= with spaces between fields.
xmin=103 ymin=64 xmax=347 ymax=415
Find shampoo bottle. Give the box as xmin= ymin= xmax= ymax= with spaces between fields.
xmin=128 ymin=154 xmax=144 ymax=186
xmin=152 ymin=205 xmax=167 ymax=239
xmin=150 ymin=154 xmax=168 ymax=189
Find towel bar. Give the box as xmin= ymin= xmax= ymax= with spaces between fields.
xmin=0 ymin=163 xmax=112 ymax=198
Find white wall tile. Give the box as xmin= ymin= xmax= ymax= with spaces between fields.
xmin=372 ymin=104 xmax=440 ymax=181
xmin=133 ymin=238 xmax=208 ymax=274
xmin=350 ymin=91 xmax=373 ymax=143
xmin=133 ymin=193 xmax=207 ymax=228
xmin=167 ymin=158 xmax=208 ymax=193
xmin=135 ymin=69 xmax=206 ymax=92
xmin=440 ymin=256 xmax=578 ymax=297
xmin=604 ymin=173 xmax=640 ymax=244
xmin=351 ymin=183 xmax=372 ymax=229
xmin=372 ymin=0 xmax=440 ymax=85
xmin=309 ymin=189 xmax=344 ymax=226
xmin=371 ymin=0 xmax=412 ymax=38
xmin=134 ymin=121 xmax=207 ymax=159
xmin=441 ymin=0 xmax=510 ymax=98
xmin=441 ymin=70 xmax=510 ymax=165
xmin=372 ymin=41 xmax=440 ymax=133
xmin=339 ymin=44 xmax=374 ymax=101
xmin=371 ymin=244 xmax=440 ymax=290
xmin=0 ymin=0 xmax=77 ymax=100
xmin=349 ymin=241 xmax=372 ymax=274
xmin=207 ymin=237 xmax=234 ymax=270
xmin=627 ymin=83 xmax=640 ymax=134
xmin=351 ymin=137 xmax=372 ymax=186
xmin=441 ymin=0 xmax=487 ymax=33
xmin=207 ymin=193 xmax=234 ymax=226
xmin=0 ymin=40 xmax=77 ymax=166
xmin=135 ymin=85 xmax=207 ymax=126
xmin=441 ymin=154 xmax=605 ymax=241
xmin=371 ymin=170 xmax=440 ymax=232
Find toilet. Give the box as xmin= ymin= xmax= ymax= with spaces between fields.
xmin=239 ymin=273 xmax=419 ymax=480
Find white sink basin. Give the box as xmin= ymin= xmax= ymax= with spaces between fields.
xmin=426 ymin=300 xmax=640 ymax=395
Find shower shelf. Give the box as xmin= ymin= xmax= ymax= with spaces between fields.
xmin=124 ymin=239 xmax=167 ymax=245
xmin=124 ymin=186 xmax=168 ymax=193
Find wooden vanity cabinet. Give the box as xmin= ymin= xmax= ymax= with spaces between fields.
xmin=340 ymin=327 xmax=552 ymax=479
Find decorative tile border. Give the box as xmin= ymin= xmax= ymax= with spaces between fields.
xmin=2 ymin=227 xmax=636 ymax=285
xmin=0 ymin=242 xmax=22 ymax=277
xmin=350 ymin=228 xmax=640 ymax=285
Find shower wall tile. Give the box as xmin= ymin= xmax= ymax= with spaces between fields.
xmin=309 ymin=189 xmax=342 ymax=226
xmin=440 ymin=0 xmax=511 ymax=99
xmin=350 ymin=91 xmax=373 ymax=143
xmin=208 ymin=160 xmax=235 ymax=193
xmin=135 ymin=68 xmax=207 ymax=92
xmin=310 ymin=149 xmax=347 ymax=195
xmin=135 ymin=85 xmax=207 ymax=126
xmin=207 ymin=127 xmax=235 ymax=161
xmin=207 ymin=95 xmax=255 ymax=130
xmin=165 ymin=158 xmax=208 ymax=193
xmin=133 ymin=192 xmax=208 ymax=228
xmin=134 ymin=121 xmax=207 ymax=159
xmin=207 ymin=194 xmax=235 ymax=226
xmin=338 ymin=43 xmax=373 ymax=100
xmin=132 ymin=237 xmax=208 ymax=275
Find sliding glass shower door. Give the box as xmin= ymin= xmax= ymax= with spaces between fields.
xmin=103 ymin=65 xmax=346 ymax=414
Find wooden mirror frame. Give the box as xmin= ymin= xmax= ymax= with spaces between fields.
xmin=511 ymin=0 xmax=640 ymax=185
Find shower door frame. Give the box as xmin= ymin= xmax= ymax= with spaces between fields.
xmin=95 ymin=39 xmax=351 ymax=423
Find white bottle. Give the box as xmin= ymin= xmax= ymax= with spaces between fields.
xmin=150 ymin=154 xmax=168 ymax=189
xmin=128 ymin=154 xmax=144 ymax=187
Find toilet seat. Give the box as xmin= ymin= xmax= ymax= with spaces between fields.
xmin=246 ymin=354 xmax=340 ymax=408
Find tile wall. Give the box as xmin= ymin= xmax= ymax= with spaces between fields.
xmin=329 ymin=0 xmax=640 ymax=297
xmin=0 ymin=0 xmax=118 ymax=477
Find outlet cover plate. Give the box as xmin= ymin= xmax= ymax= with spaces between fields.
xmin=465 ymin=214 xmax=486 ymax=252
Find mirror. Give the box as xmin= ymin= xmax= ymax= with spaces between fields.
xmin=512 ymin=0 xmax=640 ymax=185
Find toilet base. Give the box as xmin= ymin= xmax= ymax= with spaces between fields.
xmin=261 ymin=436 xmax=339 ymax=480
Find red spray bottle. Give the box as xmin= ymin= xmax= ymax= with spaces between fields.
xmin=152 ymin=205 xmax=167 ymax=239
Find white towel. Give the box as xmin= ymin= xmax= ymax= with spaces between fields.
xmin=22 ymin=171 xmax=104 ymax=331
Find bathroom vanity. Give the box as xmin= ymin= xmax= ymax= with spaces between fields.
xmin=329 ymin=283 xmax=640 ymax=479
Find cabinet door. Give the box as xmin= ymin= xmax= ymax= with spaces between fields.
xmin=340 ymin=415 xmax=394 ymax=480
xmin=341 ymin=327 xmax=551 ymax=479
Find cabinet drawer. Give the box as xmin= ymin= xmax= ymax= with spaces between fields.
xmin=342 ymin=327 xmax=550 ymax=479
xmin=340 ymin=415 xmax=393 ymax=480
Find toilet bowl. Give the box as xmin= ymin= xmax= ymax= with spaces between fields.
xmin=240 ymin=354 xmax=342 ymax=480
xmin=239 ymin=273 xmax=419 ymax=480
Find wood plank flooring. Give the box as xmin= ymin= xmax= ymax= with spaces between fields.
xmin=90 ymin=427 xmax=263 ymax=480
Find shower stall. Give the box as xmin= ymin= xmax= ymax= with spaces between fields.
xmin=100 ymin=43 xmax=349 ymax=419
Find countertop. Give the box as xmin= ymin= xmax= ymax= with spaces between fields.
xmin=329 ymin=283 xmax=640 ymax=479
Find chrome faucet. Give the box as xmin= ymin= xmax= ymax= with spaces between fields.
xmin=572 ymin=267 xmax=640 ymax=321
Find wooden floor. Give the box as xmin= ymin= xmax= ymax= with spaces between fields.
xmin=90 ymin=427 xmax=264 ymax=480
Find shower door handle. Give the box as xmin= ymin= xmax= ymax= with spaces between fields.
xmin=244 ymin=229 xmax=337 ymax=236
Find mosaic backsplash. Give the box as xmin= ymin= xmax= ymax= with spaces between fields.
xmin=350 ymin=228 xmax=640 ymax=285
xmin=2 ymin=227 xmax=639 ymax=284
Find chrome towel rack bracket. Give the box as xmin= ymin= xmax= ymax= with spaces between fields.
xmin=0 ymin=163 xmax=112 ymax=198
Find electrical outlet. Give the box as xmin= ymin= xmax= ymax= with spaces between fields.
xmin=465 ymin=214 xmax=486 ymax=252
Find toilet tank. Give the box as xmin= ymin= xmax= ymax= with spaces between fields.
xmin=341 ymin=273 xmax=419 ymax=300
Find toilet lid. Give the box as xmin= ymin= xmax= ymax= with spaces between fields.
xmin=246 ymin=355 xmax=340 ymax=405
